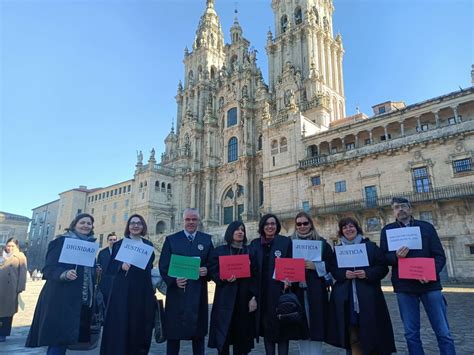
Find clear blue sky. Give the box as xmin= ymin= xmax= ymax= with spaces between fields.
xmin=1 ymin=0 xmax=472 ymax=219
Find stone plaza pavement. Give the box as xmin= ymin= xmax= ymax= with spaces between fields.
xmin=0 ymin=280 xmax=473 ymax=354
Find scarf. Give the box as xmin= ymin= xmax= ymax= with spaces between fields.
xmin=294 ymin=230 xmax=328 ymax=287
xmin=340 ymin=234 xmax=363 ymax=313
xmin=66 ymin=231 xmax=96 ymax=307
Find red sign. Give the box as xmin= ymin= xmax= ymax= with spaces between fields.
xmin=275 ymin=258 xmax=305 ymax=282
xmin=398 ymin=257 xmax=437 ymax=281
xmin=219 ymin=254 xmax=251 ymax=279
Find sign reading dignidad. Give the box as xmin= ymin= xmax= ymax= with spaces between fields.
xmin=335 ymin=244 xmax=369 ymax=268
xmin=59 ymin=238 xmax=99 ymax=267
xmin=292 ymin=240 xmax=323 ymax=261
xmin=386 ymin=227 xmax=422 ymax=251
xmin=115 ymin=238 xmax=154 ymax=270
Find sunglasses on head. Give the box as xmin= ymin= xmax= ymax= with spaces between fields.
xmin=296 ymin=221 xmax=310 ymax=227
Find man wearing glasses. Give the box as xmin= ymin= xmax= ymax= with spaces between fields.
xmin=159 ymin=208 xmax=214 ymax=355
xmin=380 ymin=197 xmax=455 ymax=355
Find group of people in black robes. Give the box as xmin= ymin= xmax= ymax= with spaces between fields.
xmin=24 ymin=208 xmax=398 ymax=355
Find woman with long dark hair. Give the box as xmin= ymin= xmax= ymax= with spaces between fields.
xmin=0 ymin=238 xmax=27 ymax=342
xmin=327 ymin=217 xmax=396 ymax=355
xmin=208 ymin=221 xmax=257 ymax=355
xmin=26 ymin=213 xmax=97 ymax=354
xmin=291 ymin=212 xmax=333 ymax=355
xmin=100 ymin=214 xmax=156 ymax=355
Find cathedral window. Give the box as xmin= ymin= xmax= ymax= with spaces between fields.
xmin=227 ymin=107 xmax=237 ymax=127
xmin=161 ymin=182 xmax=166 ymax=191
xmin=211 ymin=67 xmax=216 ymax=80
xmin=258 ymin=134 xmax=263 ymax=151
xmin=230 ymin=55 xmax=238 ymax=71
xmin=280 ymin=15 xmax=288 ymax=33
xmin=295 ymin=7 xmax=302 ymax=25
xmin=156 ymin=221 xmax=166 ymax=234
xmin=155 ymin=181 xmax=160 ymax=189
xmin=237 ymin=185 xmax=244 ymax=197
xmin=225 ymin=188 xmax=234 ymax=200
xmin=228 ymin=137 xmax=238 ymax=162
xmin=271 ymin=140 xmax=278 ymax=155
xmin=223 ymin=206 xmax=233 ymax=225
xmin=308 ymin=145 xmax=318 ymax=157
xmin=280 ymin=137 xmax=288 ymax=153
xmin=167 ymin=183 xmax=172 ymax=193
xmin=237 ymin=204 xmax=244 ymax=221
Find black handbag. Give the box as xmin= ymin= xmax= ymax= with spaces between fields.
xmin=275 ymin=290 xmax=304 ymax=325
xmin=154 ymin=298 xmax=166 ymax=343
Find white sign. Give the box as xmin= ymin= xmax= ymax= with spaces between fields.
xmin=115 ymin=238 xmax=154 ymax=270
xmin=59 ymin=238 xmax=99 ymax=267
xmin=292 ymin=240 xmax=323 ymax=261
xmin=386 ymin=227 xmax=422 ymax=251
xmin=335 ymin=244 xmax=369 ymax=268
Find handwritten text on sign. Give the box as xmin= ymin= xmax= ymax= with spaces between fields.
xmin=275 ymin=258 xmax=305 ymax=282
xmin=59 ymin=238 xmax=99 ymax=267
xmin=115 ymin=238 xmax=154 ymax=270
xmin=292 ymin=240 xmax=323 ymax=261
xmin=386 ymin=227 xmax=422 ymax=251
xmin=335 ymin=244 xmax=369 ymax=268
xmin=398 ymin=257 xmax=436 ymax=281
xmin=168 ymin=254 xmax=201 ymax=280
xmin=219 ymin=254 xmax=251 ymax=279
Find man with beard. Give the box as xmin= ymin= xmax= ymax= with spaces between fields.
xmin=380 ymin=197 xmax=455 ymax=355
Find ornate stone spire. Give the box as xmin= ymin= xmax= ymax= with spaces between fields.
xmin=193 ymin=0 xmax=224 ymax=51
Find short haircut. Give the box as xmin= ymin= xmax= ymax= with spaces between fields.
xmin=124 ymin=214 xmax=148 ymax=237
xmin=391 ymin=197 xmax=410 ymax=206
xmin=258 ymin=213 xmax=281 ymax=237
xmin=68 ymin=213 xmax=95 ymax=236
xmin=338 ymin=217 xmax=364 ymax=238
xmin=224 ymin=221 xmax=247 ymax=245
xmin=107 ymin=232 xmax=117 ymax=240
xmin=183 ymin=208 xmax=200 ymax=220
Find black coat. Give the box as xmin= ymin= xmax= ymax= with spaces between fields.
xmin=158 ymin=230 xmax=214 ymax=340
xmin=96 ymin=247 xmax=113 ymax=304
xmin=249 ymin=235 xmax=305 ymax=342
xmin=25 ymin=235 xmax=95 ymax=347
xmin=380 ymin=219 xmax=446 ymax=294
xmin=208 ymin=245 xmax=256 ymax=352
xmin=100 ymin=237 xmax=156 ymax=355
xmin=294 ymin=238 xmax=332 ymax=341
xmin=326 ymin=239 xmax=396 ymax=355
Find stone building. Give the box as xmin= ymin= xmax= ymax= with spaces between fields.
xmin=0 ymin=211 xmax=30 ymax=250
xmin=27 ymin=200 xmax=59 ymax=270
xmin=27 ymin=0 xmax=474 ymax=280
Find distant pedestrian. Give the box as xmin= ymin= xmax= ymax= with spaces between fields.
xmin=0 ymin=238 xmax=27 ymax=342
xmin=26 ymin=213 xmax=97 ymax=355
xmin=96 ymin=232 xmax=118 ymax=306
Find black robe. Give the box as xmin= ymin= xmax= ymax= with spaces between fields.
xmin=326 ymin=238 xmax=396 ymax=355
xmin=158 ymin=230 xmax=214 ymax=340
xmin=294 ymin=238 xmax=333 ymax=341
xmin=100 ymin=237 xmax=156 ymax=355
xmin=249 ymin=235 xmax=305 ymax=342
xmin=26 ymin=235 xmax=95 ymax=347
xmin=96 ymin=247 xmax=113 ymax=305
xmin=208 ymin=245 xmax=256 ymax=353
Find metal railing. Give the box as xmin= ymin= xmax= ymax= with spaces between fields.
xmin=270 ymin=182 xmax=474 ymax=218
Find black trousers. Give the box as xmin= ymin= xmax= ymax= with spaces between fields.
xmin=263 ymin=338 xmax=289 ymax=355
xmin=0 ymin=316 xmax=13 ymax=336
xmin=166 ymin=338 xmax=205 ymax=355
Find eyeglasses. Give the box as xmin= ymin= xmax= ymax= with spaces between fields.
xmin=130 ymin=222 xmax=143 ymax=226
xmin=296 ymin=221 xmax=310 ymax=227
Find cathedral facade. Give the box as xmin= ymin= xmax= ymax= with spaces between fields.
xmin=28 ymin=0 xmax=474 ymax=281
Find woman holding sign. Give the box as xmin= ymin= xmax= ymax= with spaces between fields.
xmin=26 ymin=213 xmax=98 ymax=355
xmin=100 ymin=214 xmax=156 ymax=355
xmin=250 ymin=213 xmax=304 ymax=355
xmin=208 ymin=221 xmax=257 ymax=355
xmin=291 ymin=212 xmax=333 ymax=355
xmin=327 ymin=217 xmax=396 ymax=355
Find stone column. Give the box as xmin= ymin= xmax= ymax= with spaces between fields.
xmin=452 ymin=106 xmax=460 ymax=123
xmin=433 ymin=110 xmax=440 ymax=128
xmin=400 ymin=121 xmax=405 ymax=136
xmin=369 ymin=130 xmax=373 ymax=144
xmin=341 ymin=137 xmax=345 ymax=150
xmin=319 ymin=35 xmax=326 ymax=84
xmin=328 ymin=141 xmax=332 ymax=153
xmin=355 ymin=135 xmax=359 ymax=148
xmin=416 ymin=116 xmax=421 ymax=131
xmin=190 ymin=177 xmax=196 ymax=208
xmin=384 ymin=126 xmax=389 ymax=140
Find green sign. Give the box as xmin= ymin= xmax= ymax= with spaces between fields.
xmin=168 ymin=254 xmax=200 ymax=280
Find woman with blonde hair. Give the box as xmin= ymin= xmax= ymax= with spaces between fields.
xmin=292 ymin=212 xmax=333 ymax=355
